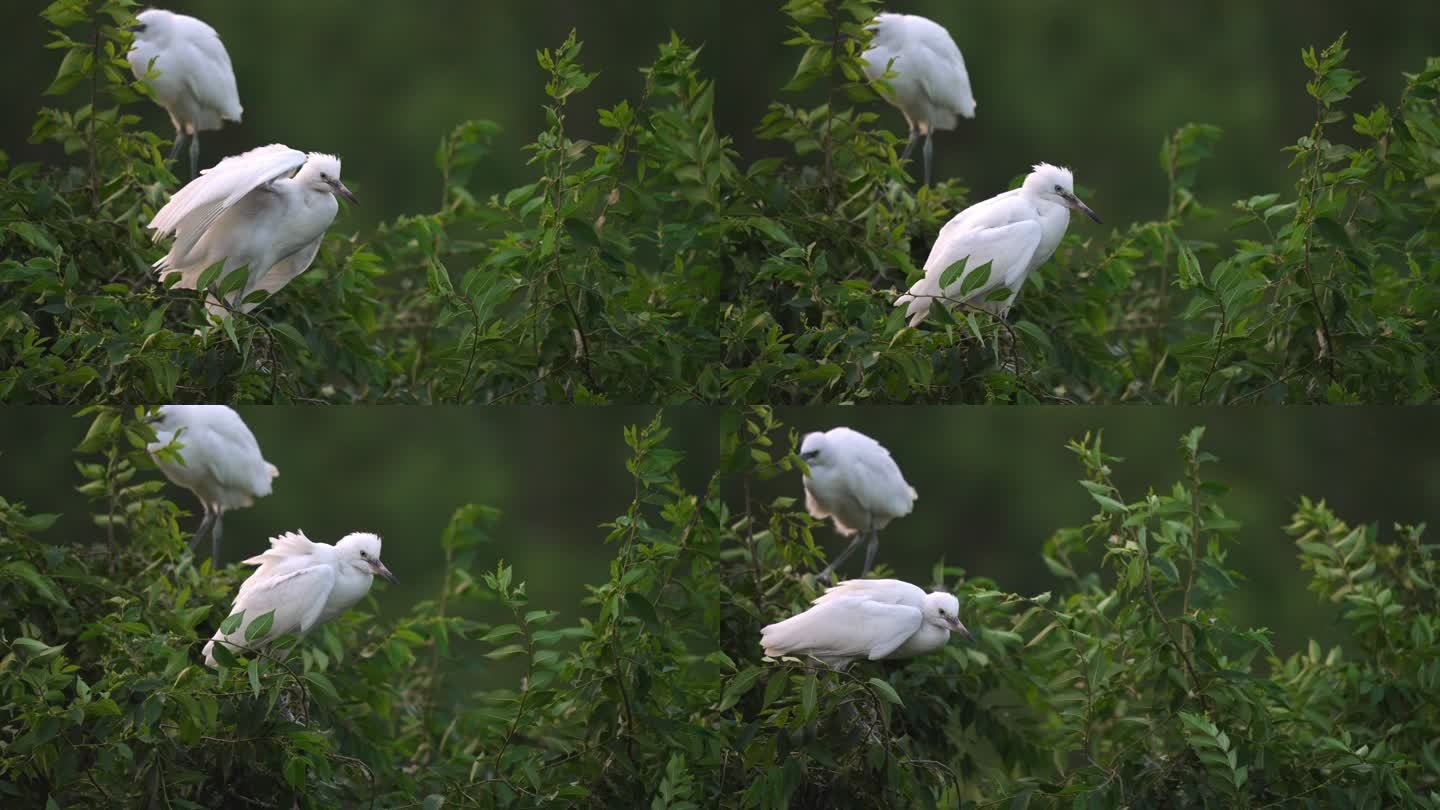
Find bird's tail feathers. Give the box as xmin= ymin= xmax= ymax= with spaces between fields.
xmin=266 ymin=463 xmax=279 ymax=480
xmin=896 ymin=276 xmax=939 ymax=327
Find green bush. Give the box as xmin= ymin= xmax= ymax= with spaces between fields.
xmin=2 ymin=0 xmax=1437 ymax=403
xmin=1 ymin=406 xmax=1437 ymax=807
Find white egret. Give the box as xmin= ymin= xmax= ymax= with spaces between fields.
xmin=127 ymin=9 xmax=243 ymax=178
xmin=862 ymin=13 xmax=976 ymax=186
xmin=204 ymin=531 xmax=396 ymax=668
xmin=148 ymin=143 xmax=357 ymax=319
xmin=800 ymin=427 xmax=917 ymax=582
xmin=147 ymin=405 xmax=278 ymax=561
xmin=896 ymin=163 xmax=1101 ymax=327
xmin=761 ymin=579 xmax=971 ymax=669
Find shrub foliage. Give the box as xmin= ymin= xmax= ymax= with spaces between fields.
xmin=2 ymin=0 xmax=1437 ymax=403
xmin=1 ymin=407 xmax=1437 ymax=807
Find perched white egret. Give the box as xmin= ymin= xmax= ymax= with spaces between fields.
xmin=862 ymin=12 xmax=976 ymax=186
xmin=761 ymin=579 xmax=971 ymax=669
xmin=127 ymin=9 xmax=243 ymax=179
xmin=896 ymin=163 xmax=1102 ymax=327
xmin=204 ymin=530 xmax=396 ymax=668
xmin=800 ymin=427 xmax=917 ymax=582
xmin=147 ymin=143 xmax=357 ymax=319
xmin=147 ymin=405 xmax=278 ymax=561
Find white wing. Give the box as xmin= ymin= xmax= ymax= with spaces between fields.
xmin=897 ymin=203 xmax=1043 ymax=325
xmin=242 ymin=531 xmax=320 ymax=574
xmin=205 ymin=563 xmax=336 ymax=666
xmin=148 ymin=144 xmax=306 ymax=258
xmin=174 ymin=16 xmax=241 ymax=121
xmin=907 ymin=16 xmax=975 ymax=120
xmin=828 ymin=429 xmax=917 ymax=519
xmin=813 ymin=578 xmax=926 ymax=608
xmin=761 ymin=594 xmax=923 ymax=662
xmin=162 ymin=406 xmax=274 ymax=508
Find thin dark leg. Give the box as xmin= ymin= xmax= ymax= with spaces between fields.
xmin=167 ymin=130 xmax=187 ymax=165
xmin=923 ymin=131 xmax=934 ymax=187
xmin=189 ymin=505 xmax=215 ymax=552
xmin=211 ymin=510 xmax=224 ymax=562
xmin=817 ymin=532 xmax=866 ymax=583
xmin=188 ymin=132 xmax=201 ymax=179
xmin=899 ymin=128 xmax=920 ymax=166
xmin=859 ymin=529 xmax=880 ymax=577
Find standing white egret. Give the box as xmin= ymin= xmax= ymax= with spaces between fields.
xmin=761 ymin=579 xmax=971 ymax=669
xmin=896 ymin=163 xmax=1102 ymax=327
xmin=127 ymin=9 xmax=243 ymax=178
xmin=203 ymin=531 xmax=396 ymax=667
xmin=147 ymin=405 xmax=278 ymax=561
xmin=148 ymin=143 xmax=357 ymax=319
xmin=800 ymin=427 xmax=917 ymax=582
xmin=862 ymin=12 xmax=976 ymax=187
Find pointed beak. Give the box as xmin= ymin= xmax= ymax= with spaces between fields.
xmin=328 ymin=178 xmax=359 ymax=206
xmin=127 ymin=24 xmax=146 ymax=33
xmin=1063 ymin=192 xmax=1102 ymax=224
xmin=949 ymin=617 xmax=974 ymax=642
xmin=370 ymin=559 xmax=397 ymax=584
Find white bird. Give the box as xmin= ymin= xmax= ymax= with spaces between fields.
xmin=800 ymin=428 xmax=917 ymax=582
xmin=203 ymin=530 xmax=396 ymax=667
xmin=147 ymin=143 xmax=357 ymax=319
xmin=896 ymin=163 xmax=1102 ymax=327
xmin=761 ymin=579 xmax=971 ymax=669
xmin=862 ymin=12 xmax=976 ymax=187
xmin=127 ymin=9 xmax=243 ymax=179
xmin=147 ymin=405 xmax=278 ymax=561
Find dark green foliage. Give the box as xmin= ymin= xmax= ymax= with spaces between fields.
xmin=1 ymin=2 xmax=1436 ymax=402
xmin=2 ymin=407 xmax=1437 ymax=806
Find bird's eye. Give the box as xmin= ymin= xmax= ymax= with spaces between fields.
xmin=1053 ymin=184 xmax=1063 ymax=193
xmin=320 ymin=173 xmax=329 ymax=180
xmin=360 ymin=550 xmax=368 ymax=558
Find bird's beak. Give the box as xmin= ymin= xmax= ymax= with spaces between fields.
xmin=127 ymin=24 xmax=146 ymax=33
xmin=369 ymin=559 xmax=397 ymax=584
xmin=1062 ymin=191 xmax=1102 ymax=224
xmin=328 ymin=178 xmax=359 ymax=206
xmin=949 ymin=617 xmax=974 ymax=642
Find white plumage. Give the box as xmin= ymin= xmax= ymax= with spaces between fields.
xmin=761 ymin=579 xmax=971 ymax=669
xmin=204 ymin=531 xmax=396 ymax=667
xmin=127 ymin=9 xmax=242 ymax=178
xmin=147 ymin=405 xmax=278 ymax=560
xmin=148 ymin=143 xmax=357 ymax=319
xmin=862 ymin=12 xmax=976 ymax=186
xmin=896 ymin=163 xmax=1102 ymax=327
xmin=801 ymin=427 xmax=917 ymax=581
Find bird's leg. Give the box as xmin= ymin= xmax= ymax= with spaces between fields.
xmin=211 ymin=510 xmax=224 ymax=563
xmin=188 ymin=132 xmax=201 ymax=180
xmin=859 ymin=529 xmax=881 ymax=577
xmin=817 ymin=532 xmax=866 ymax=583
xmin=922 ymin=131 xmax=935 ymax=188
xmin=899 ymin=128 xmax=920 ymax=167
xmin=167 ymin=130 xmax=187 ymax=165
xmin=189 ymin=505 xmax=215 ymax=553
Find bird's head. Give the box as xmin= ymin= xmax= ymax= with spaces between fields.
xmin=336 ymin=532 xmax=397 ymax=584
xmin=1024 ymin=162 xmax=1101 ymax=224
xmin=923 ymin=592 xmax=973 ymax=641
xmin=300 ymin=154 xmax=358 ymax=206
xmin=799 ymin=431 xmax=831 ymax=469
xmin=144 ymin=404 xmax=178 ymax=430
xmin=127 ymin=9 xmax=174 ymax=40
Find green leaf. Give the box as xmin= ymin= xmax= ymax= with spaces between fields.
xmin=244 ymin=609 xmax=275 ymax=643
xmin=219 ymin=610 xmax=246 ymax=636
xmin=868 ymin=677 xmax=904 ymax=707
xmin=719 ymin=667 xmax=761 ymax=711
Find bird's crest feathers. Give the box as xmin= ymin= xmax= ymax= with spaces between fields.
xmin=242 ymin=530 xmax=316 ymax=567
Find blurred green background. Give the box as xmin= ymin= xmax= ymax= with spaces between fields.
xmin=5 ymin=1 xmax=1439 ymax=230
xmin=1 ymin=407 xmax=1436 ymax=678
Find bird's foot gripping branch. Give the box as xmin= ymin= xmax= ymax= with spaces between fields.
xmin=1 ymin=406 xmax=1436 ymax=806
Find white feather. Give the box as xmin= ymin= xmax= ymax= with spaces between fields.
xmin=760 ymin=579 xmax=964 ymax=669
xmin=863 ymin=13 xmax=976 ymax=133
